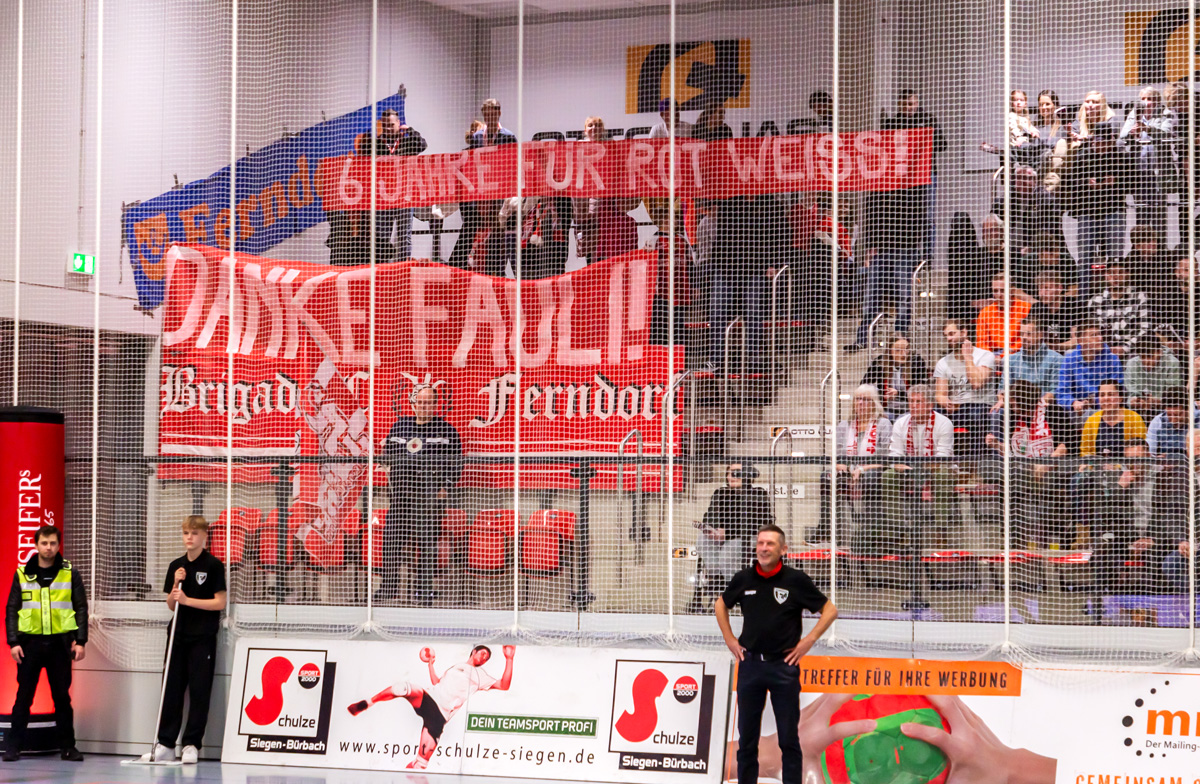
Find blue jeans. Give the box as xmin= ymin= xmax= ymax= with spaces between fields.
xmin=1075 ymin=211 xmax=1125 ymax=300
xmin=376 ymin=207 xmax=413 ymax=261
xmin=1163 ymin=552 xmax=1193 ymax=594
xmin=709 ymin=267 xmax=765 ymax=368
xmin=855 ymin=247 xmax=918 ymax=344
xmin=942 ymin=403 xmax=990 ymax=457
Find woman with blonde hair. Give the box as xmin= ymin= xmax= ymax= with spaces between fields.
xmin=1045 ymin=91 xmax=1118 ymax=194
xmin=1073 ymin=90 xmax=1117 ymax=138
xmin=1165 ymin=82 xmax=1195 ymax=237
xmin=813 ymin=384 xmax=893 ymax=543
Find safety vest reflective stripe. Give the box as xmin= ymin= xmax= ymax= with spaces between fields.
xmin=15 ymin=562 xmax=78 ymax=636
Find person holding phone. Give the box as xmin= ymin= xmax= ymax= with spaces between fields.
xmin=1120 ymin=86 xmax=1176 ymax=240
xmin=686 ymin=463 xmax=773 ymax=612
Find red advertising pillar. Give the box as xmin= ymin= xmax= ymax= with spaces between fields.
xmin=0 ymin=407 xmax=65 ymax=750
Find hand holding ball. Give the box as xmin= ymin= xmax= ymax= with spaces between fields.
xmin=823 ymin=695 xmax=949 ymax=784
xmin=419 ymin=647 xmax=435 ymax=663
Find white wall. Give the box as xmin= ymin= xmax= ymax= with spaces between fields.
xmin=4 ymin=0 xmax=1187 ymax=339
xmin=887 ymin=0 xmax=1193 ymax=261
xmin=0 ymin=0 xmax=480 ymax=335
xmin=487 ymin=5 xmax=834 ymax=138
xmin=72 ymin=625 xmax=233 ymax=759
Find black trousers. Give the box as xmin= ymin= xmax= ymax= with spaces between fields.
xmin=7 ymin=635 xmax=74 ymax=752
xmin=157 ymin=634 xmax=217 ymax=750
xmin=736 ymin=657 xmax=802 ymax=784
xmin=449 ymin=203 xmax=482 ymax=268
xmin=382 ymin=496 xmax=444 ymax=598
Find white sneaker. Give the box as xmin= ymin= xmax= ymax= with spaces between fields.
xmin=139 ymin=743 xmax=174 ymax=762
xmin=181 ymin=745 xmax=198 ymax=764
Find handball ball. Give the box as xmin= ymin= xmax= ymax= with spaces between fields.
xmin=418 ymin=647 xmax=434 ymax=662
xmin=821 ymin=694 xmax=949 ymax=784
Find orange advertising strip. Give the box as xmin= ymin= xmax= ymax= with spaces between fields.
xmin=796 ymin=656 xmax=1021 ymax=696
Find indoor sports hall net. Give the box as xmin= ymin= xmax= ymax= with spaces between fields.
xmin=2 ymin=0 xmax=1200 ymax=671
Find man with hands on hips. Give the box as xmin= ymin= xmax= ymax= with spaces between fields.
xmin=714 ymin=525 xmax=837 ymax=784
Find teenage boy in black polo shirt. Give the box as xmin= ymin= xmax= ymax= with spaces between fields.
xmin=715 ymin=525 xmax=837 ymax=784
xmin=142 ymin=516 xmax=227 ymax=764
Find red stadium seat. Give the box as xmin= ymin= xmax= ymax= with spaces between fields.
xmin=467 ymin=510 xmax=516 ymax=575
xmin=257 ymin=507 xmax=303 ymax=569
xmin=361 ymin=509 xmax=387 ymax=569
xmin=519 ymin=522 xmax=564 ymax=577
xmin=528 ymin=509 xmax=576 ymax=540
xmin=440 ymin=508 xmax=469 ymax=569
xmin=301 ymin=528 xmax=346 ymax=571
xmin=443 ymin=508 xmax=469 ymax=538
xmin=208 ymin=507 xmax=260 ymax=566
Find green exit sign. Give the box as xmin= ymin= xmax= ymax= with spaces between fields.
xmin=70 ymin=253 xmax=96 ymax=275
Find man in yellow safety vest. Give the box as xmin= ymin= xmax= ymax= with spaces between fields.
xmin=3 ymin=524 xmax=88 ymax=762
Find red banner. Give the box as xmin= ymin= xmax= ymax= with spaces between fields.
xmin=0 ymin=410 xmax=65 ymax=716
xmin=158 ymin=245 xmax=683 ymax=495
xmin=315 ymin=130 xmax=931 ymax=210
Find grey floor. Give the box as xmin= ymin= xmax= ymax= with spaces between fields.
xmin=0 ymin=754 xmax=583 ymax=784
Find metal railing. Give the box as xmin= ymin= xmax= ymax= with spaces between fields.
xmin=818 ymin=369 xmax=839 ymax=457
xmin=617 ymin=429 xmax=646 ymax=564
xmin=866 ymin=312 xmax=887 ymax=355
xmin=722 ymin=316 xmax=747 ymax=445
xmin=770 ymin=427 xmax=796 ymax=541
xmin=769 ymin=264 xmax=792 ymax=374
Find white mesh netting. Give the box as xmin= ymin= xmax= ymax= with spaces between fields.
xmin=1 ymin=0 xmax=1199 ymax=672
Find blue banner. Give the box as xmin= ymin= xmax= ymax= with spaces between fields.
xmin=124 ymin=95 xmax=404 ymax=310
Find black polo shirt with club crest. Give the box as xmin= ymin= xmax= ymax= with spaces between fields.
xmin=721 ymin=562 xmax=828 ymax=657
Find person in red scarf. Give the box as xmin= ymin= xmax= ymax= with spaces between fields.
xmin=983 ymin=380 xmax=1070 ymax=549
xmin=871 ymin=385 xmax=956 ymax=553
xmin=814 ymin=385 xmax=892 ymax=544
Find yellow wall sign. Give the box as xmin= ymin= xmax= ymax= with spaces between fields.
xmin=625 ymin=40 xmax=751 ymax=114
xmin=1125 ymin=10 xmax=1192 ymax=85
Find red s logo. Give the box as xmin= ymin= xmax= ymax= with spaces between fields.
xmin=245 ymin=656 xmax=294 ymax=726
xmin=615 ymin=669 xmax=668 ymax=742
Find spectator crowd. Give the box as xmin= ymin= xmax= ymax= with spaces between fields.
xmin=328 ymin=89 xmax=1200 ymax=599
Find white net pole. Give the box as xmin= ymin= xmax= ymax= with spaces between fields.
xmin=829 ymin=0 xmax=840 ymax=633
xmin=365 ymin=0 xmax=379 ymax=630
xmin=11 ymin=0 xmax=22 ymax=405
xmin=513 ymin=0 xmax=526 ymax=631
xmin=1001 ymin=0 xmax=1013 ymax=647
xmin=90 ymin=0 xmax=104 ymax=603
xmin=666 ymin=0 xmax=677 ymax=636
xmin=1185 ymin=0 xmax=1198 ymax=654
xmin=226 ymin=0 xmax=238 ymax=613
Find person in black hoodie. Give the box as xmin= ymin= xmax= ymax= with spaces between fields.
xmin=1066 ymin=123 xmax=1134 ymax=301
xmin=356 ymin=108 xmax=427 ymax=263
xmin=946 ymin=211 xmax=986 ymax=333
xmin=696 ymin=106 xmax=767 ymax=370
xmin=882 ymin=91 xmax=947 ymax=259
xmin=1124 ymin=224 xmax=1172 ymax=297
xmin=4 ymin=525 xmax=87 ymax=762
xmin=687 ymin=463 xmax=773 ymax=612
xmin=379 ymin=385 xmax=464 ymax=606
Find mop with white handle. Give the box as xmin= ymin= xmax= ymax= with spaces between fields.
xmin=121 ymin=601 xmax=183 ymax=766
